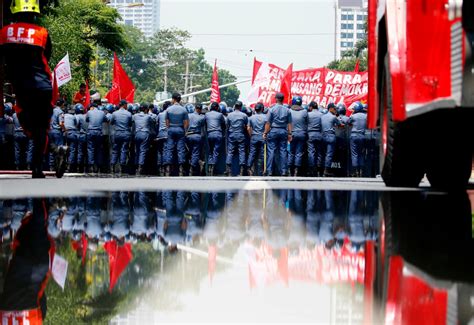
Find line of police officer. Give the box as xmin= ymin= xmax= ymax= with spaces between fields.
xmin=0 ymin=91 xmax=372 ymax=177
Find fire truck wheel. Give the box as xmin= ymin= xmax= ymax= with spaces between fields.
xmin=381 ymin=56 xmax=425 ymax=188
xmin=425 ymin=109 xmax=472 ymax=189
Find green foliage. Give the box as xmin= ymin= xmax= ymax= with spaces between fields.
xmin=42 ymin=0 xmax=129 ymax=101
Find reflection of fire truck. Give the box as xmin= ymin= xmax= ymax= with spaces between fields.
xmin=368 ymin=0 xmax=474 ymax=188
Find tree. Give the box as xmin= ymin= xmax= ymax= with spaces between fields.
xmin=42 ymin=0 xmax=129 ymax=100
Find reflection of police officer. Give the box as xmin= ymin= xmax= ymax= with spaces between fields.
xmin=288 ymin=96 xmax=308 ymax=176
xmin=321 ymin=103 xmax=342 ymax=177
xmin=186 ymin=103 xmax=206 ymax=176
xmin=164 ymin=93 xmax=189 ymax=176
xmin=348 ymin=102 xmax=367 ymax=177
xmin=110 ymin=100 xmax=132 ymax=175
xmin=133 ymin=104 xmax=154 ymax=175
xmin=307 ymin=102 xmax=324 ymax=177
xmin=263 ymin=93 xmax=292 ymax=176
xmin=247 ymin=103 xmax=267 ymax=176
xmin=205 ymin=102 xmax=226 ymax=176
xmin=226 ymin=101 xmax=248 ymax=176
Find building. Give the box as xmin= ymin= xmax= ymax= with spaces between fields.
xmin=334 ymin=0 xmax=368 ymax=60
xmin=106 ymin=0 xmax=161 ymax=38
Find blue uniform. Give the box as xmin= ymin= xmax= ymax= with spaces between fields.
xmin=156 ymin=111 xmax=168 ymax=169
xmin=247 ymin=113 xmax=267 ymax=174
xmin=86 ymin=108 xmax=108 ymax=166
xmin=321 ymin=112 xmax=341 ymax=169
xmin=186 ymin=112 xmax=205 ymax=168
xmin=76 ymin=114 xmax=87 ymax=168
xmin=133 ymin=112 xmax=153 ymax=166
xmin=12 ymin=113 xmax=32 ymax=168
xmin=226 ymin=110 xmax=248 ymax=167
xmin=348 ymin=112 xmax=367 ymax=172
xmin=64 ymin=113 xmax=79 ymax=165
xmin=266 ymin=104 xmax=292 ymax=175
xmin=164 ymin=104 xmax=189 ymax=165
xmin=307 ymin=109 xmax=324 ymax=169
xmin=205 ymin=111 xmax=225 ymax=165
xmin=0 ymin=115 xmax=13 ymax=169
xmin=48 ymin=107 xmax=64 ymax=168
xmin=110 ymin=108 xmax=132 ymax=166
xmin=288 ymin=106 xmax=308 ymax=168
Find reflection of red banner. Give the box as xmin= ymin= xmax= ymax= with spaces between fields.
xmin=248 ymin=58 xmax=368 ymax=110
xmin=104 ymin=241 xmax=133 ymax=292
xmin=248 ymin=241 xmax=365 ymax=288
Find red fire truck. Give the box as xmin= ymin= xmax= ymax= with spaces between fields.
xmin=368 ymin=0 xmax=474 ymax=188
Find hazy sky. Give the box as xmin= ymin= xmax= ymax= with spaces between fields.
xmin=160 ymin=0 xmax=337 ymax=102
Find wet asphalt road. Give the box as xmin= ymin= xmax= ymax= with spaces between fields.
xmin=0 ymin=176 xmax=473 ymax=324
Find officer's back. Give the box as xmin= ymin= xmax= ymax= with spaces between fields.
xmin=349 ymin=111 xmax=367 ymax=134
xmin=133 ymin=111 xmax=153 ymax=133
xmin=249 ymin=112 xmax=267 ymax=138
xmin=157 ymin=111 xmax=168 ymax=138
xmin=111 ymin=108 xmax=132 ymax=135
xmin=205 ymin=110 xmax=225 ymax=133
xmin=308 ymin=109 xmax=323 ymax=133
xmin=321 ymin=110 xmax=340 ymax=134
xmin=188 ymin=111 xmax=205 ymax=135
xmin=50 ymin=106 xmax=64 ymax=130
xmin=63 ymin=111 xmax=77 ymax=131
xmin=86 ymin=107 xmax=107 ymax=132
xmin=166 ymin=104 xmax=188 ymax=128
xmin=227 ymin=110 xmax=248 ymax=136
xmin=290 ymin=106 xmax=308 ymax=134
xmin=268 ymin=104 xmax=291 ymax=128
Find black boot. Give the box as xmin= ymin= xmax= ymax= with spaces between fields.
xmin=294 ymin=167 xmax=300 ymax=177
xmin=120 ymin=164 xmax=127 ymax=176
xmin=136 ymin=165 xmax=143 ymax=176
xmin=164 ymin=165 xmax=171 ymax=177
xmin=239 ymin=165 xmax=245 ymax=176
xmin=93 ymin=164 xmax=99 ymax=174
xmin=179 ymin=165 xmax=185 ymax=177
xmin=247 ymin=166 xmax=254 ymax=176
xmin=55 ymin=145 xmax=68 ymax=178
xmin=323 ymin=168 xmax=335 ymax=177
xmin=226 ymin=165 xmax=232 ymax=176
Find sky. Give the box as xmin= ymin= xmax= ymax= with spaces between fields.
xmin=160 ymin=0 xmax=337 ymax=103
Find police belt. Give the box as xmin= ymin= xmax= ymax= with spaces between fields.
xmin=270 ymin=126 xmax=287 ymax=129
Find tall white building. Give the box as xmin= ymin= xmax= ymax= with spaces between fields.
xmin=107 ymin=0 xmax=161 ymax=38
xmin=334 ymin=0 xmax=368 ymax=60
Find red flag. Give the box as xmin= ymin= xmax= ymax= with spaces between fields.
xmin=106 ymin=53 xmax=135 ymax=105
xmin=104 ymin=241 xmax=133 ymax=292
xmin=51 ymin=72 xmax=59 ymax=106
xmin=354 ymin=59 xmax=360 ymax=73
xmin=84 ymin=80 xmax=91 ymax=109
xmin=210 ymin=59 xmax=220 ymax=103
xmin=277 ymin=247 xmax=289 ymax=286
xmin=251 ymin=57 xmax=263 ymax=85
xmin=279 ymin=63 xmax=293 ymax=104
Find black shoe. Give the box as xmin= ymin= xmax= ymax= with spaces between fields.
xmin=179 ymin=165 xmax=185 ymax=177
xmin=294 ymin=168 xmax=300 ymax=177
xmin=164 ymin=165 xmax=171 ymax=177
xmin=239 ymin=165 xmax=246 ymax=176
xmin=93 ymin=165 xmax=99 ymax=174
xmin=32 ymin=169 xmax=45 ymax=179
xmin=226 ymin=165 xmax=232 ymax=177
xmin=247 ymin=167 xmax=254 ymax=176
xmin=55 ymin=145 xmax=68 ymax=178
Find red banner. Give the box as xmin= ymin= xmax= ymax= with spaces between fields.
xmin=248 ymin=58 xmax=368 ymax=110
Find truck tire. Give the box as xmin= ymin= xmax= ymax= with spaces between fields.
xmin=425 ymin=109 xmax=472 ymax=189
xmin=381 ymin=56 xmax=425 ymax=187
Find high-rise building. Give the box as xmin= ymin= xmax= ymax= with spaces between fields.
xmin=334 ymin=0 xmax=368 ymax=60
xmin=107 ymin=0 xmax=161 ymax=38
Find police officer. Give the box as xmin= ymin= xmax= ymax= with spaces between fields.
xmin=48 ymin=99 xmax=65 ymax=169
xmin=263 ymin=92 xmax=292 ymax=176
xmin=86 ymin=102 xmax=108 ymax=173
xmin=348 ymin=102 xmax=367 ymax=177
xmin=226 ymin=101 xmax=248 ymax=176
xmin=110 ymin=100 xmax=132 ymax=175
xmin=321 ymin=103 xmax=342 ymax=177
xmin=247 ymin=102 xmax=266 ymax=176
xmin=307 ymin=101 xmax=324 ymax=177
xmin=205 ymin=102 xmax=226 ymax=176
xmin=288 ymin=96 xmax=308 ymax=176
xmin=335 ymin=103 xmax=350 ymax=177
xmin=1 ymin=0 xmax=67 ymax=178
xmin=186 ymin=103 xmax=206 ymax=176
xmin=64 ymin=105 xmax=80 ymax=172
xmin=164 ymin=93 xmax=189 ymax=176
xmin=76 ymin=104 xmax=87 ymax=173
xmin=133 ymin=103 xmax=154 ymax=175
xmin=156 ymin=101 xmax=170 ymax=176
